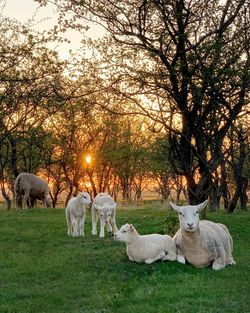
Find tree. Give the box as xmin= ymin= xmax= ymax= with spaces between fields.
xmin=0 ymin=18 xmax=67 ymax=139
xmin=100 ymin=116 xmax=152 ymax=202
xmin=35 ymin=0 xmax=250 ymax=206
xmin=150 ymin=135 xmax=187 ymax=203
xmin=0 ymin=15 xmax=76 ymax=207
xmin=221 ymin=122 xmax=249 ymax=212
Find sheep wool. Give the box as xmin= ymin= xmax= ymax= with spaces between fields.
xmin=170 ymin=200 xmax=235 ymax=270
xmin=91 ymin=193 xmax=118 ymax=238
xmin=65 ymin=192 xmax=91 ymax=237
xmin=114 ymin=223 xmax=176 ymax=264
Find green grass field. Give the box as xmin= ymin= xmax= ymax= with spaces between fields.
xmin=0 ymin=206 xmax=249 ymax=313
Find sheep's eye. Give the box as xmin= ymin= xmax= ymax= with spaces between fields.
xmin=196 ymin=211 xmax=199 ymax=214
xmin=179 ymin=212 xmax=184 ymax=217
xmin=122 ymin=230 xmax=127 ymax=233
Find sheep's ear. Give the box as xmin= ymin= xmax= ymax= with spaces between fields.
xmin=169 ymin=202 xmax=180 ymax=212
xmin=111 ymin=203 xmax=117 ymax=210
xmin=130 ymin=224 xmax=134 ymax=232
xmin=196 ymin=199 xmax=209 ymax=212
xmin=95 ymin=205 xmax=102 ymax=210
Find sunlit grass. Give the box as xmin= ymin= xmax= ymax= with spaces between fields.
xmin=0 ymin=207 xmax=249 ymax=313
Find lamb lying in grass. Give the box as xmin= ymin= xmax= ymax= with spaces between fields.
xmin=91 ymin=193 xmax=118 ymax=238
xmin=170 ymin=200 xmax=235 ymax=270
xmin=65 ymin=192 xmax=91 ymax=237
xmin=114 ymin=224 xmax=176 ymax=264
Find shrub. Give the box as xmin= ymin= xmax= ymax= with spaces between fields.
xmin=163 ymin=210 xmax=179 ymax=236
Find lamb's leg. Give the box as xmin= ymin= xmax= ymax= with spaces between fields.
xmin=42 ymin=195 xmax=47 ymax=208
xmin=99 ymin=219 xmax=105 ymax=238
xmin=66 ymin=211 xmax=71 ymax=236
xmin=91 ymin=206 xmax=98 ymax=235
xmin=111 ymin=216 xmax=118 ymax=234
xmin=227 ymin=257 xmax=236 ymax=266
xmin=162 ymin=249 xmax=177 ymax=261
xmin=30 ymin=197 xmax=37 ymax=208
xmin=71 ymin=217 xmax=78 ymax=237
xmin=22 ymin=190 xmax=29 ymax=209
xmin=106 ymin=220 xmax=113 ymax=233
xmin=78 ymin=215 xmax=85 ymax=236
xmin=16 ymin=194 xmax=22 ymax=209
xmin=176 ymin=254 xmax=186 ymax=264
xmin=212 ymin=249 xmax=228 ymax=270
xmin=212 ymin=261 xmax=226 ymax=270
xmin=212 ymin=253 xmax=227 ymax=270
xmin=145 ymin=251 xmax=166 ymax=264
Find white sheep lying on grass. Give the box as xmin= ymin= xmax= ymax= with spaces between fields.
xmin=170 ymin=200 xmax=235 ymax=270
xmin=114 ymin=224 xmax=176 ymax=264
xmin=65 ymin=192 xmax=91 ymax=237
xmin=91 ymin=193 xmax=118 ymax=238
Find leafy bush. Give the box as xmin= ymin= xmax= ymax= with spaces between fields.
xmin=163 ymin=210 xmax=179 ymax=236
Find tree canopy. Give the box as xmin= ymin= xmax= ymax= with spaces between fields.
xmin=0 ymin=0 xmax=249 ymax=211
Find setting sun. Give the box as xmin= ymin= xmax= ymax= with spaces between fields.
xmin=85 ymin=155 xmax=92 ymax=164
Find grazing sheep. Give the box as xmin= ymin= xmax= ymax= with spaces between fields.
xmin=65 ymin=192 xmax=91 ymax=237
xmin=14 ymin=173 xmax=51 ymax=209
xmin=91 ymin=193 xmax=118 ymax=238
xmin=114 ymin=224 xmax=176 ymax=264
xmin=170 ymin=200 xmax=235 ymax=270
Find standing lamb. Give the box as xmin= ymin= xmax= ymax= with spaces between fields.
xmin=91 ymin=193 xmax=118 ymax=238
xmin=65 ymin=192 xmax=91 ymax=237
xmin=114 ymin=224 xmax=176 ymax=264
xmin=14 ymin=173 xmax=51 ymax=209
xmin=170 ymin=200 xmax=235 ymax=270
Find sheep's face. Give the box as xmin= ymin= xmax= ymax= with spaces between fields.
xmin=114 ymin=224 xmax=134 ymax=243
xmin=170 ymin=200 xmax=208 ymax=232
xmin=78 ymin=192 xmax=92 ymax=206
xmin=96 ymin=204 xmax=116 ymax=223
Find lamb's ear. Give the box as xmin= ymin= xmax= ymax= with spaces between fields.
xmin=111 ymin=203 xmax=117 ymax=210
xmin=169 ymin=202 xmax=180 ymax=212
xmin=196 ymin=199 xmax=209 ymax=212
xmin=129 ymin=224 xmax=134 ymax=232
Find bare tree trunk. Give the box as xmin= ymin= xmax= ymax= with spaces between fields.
xmin=226 ymin=126 xmax=247 ymax=213
xmin=240 ymin=178 xmax=248 ymax=210
xmin=210 ymin=176 xmax=221 ymax=211
xmin=65 ymin=185 xmax=73 ymax=207
xmin=1 ymin=182 xmax=11 ymax=210
xmin=87 ymin=170 xmax=97 ymax=198
xmin=50 ymin=189 xmax=61 ymax=208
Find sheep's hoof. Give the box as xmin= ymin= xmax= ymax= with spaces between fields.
xmin=158 ymin=251 xmax=167 ymax=260
xmin=228 ymin=258 xmax=236 ymax=266
xmin=177 ymin=255 xmax=186 ymax=264
xmin=92 ymin=231 xmax=97 ymax=236
xmin=145 ymin=259 xmax=153 ymax=264
xmin=212 ymin=262 xmax=225 ymax=270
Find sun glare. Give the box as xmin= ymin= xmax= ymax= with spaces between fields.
xmin=85 ymin=155 xmax=92 ymax=164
